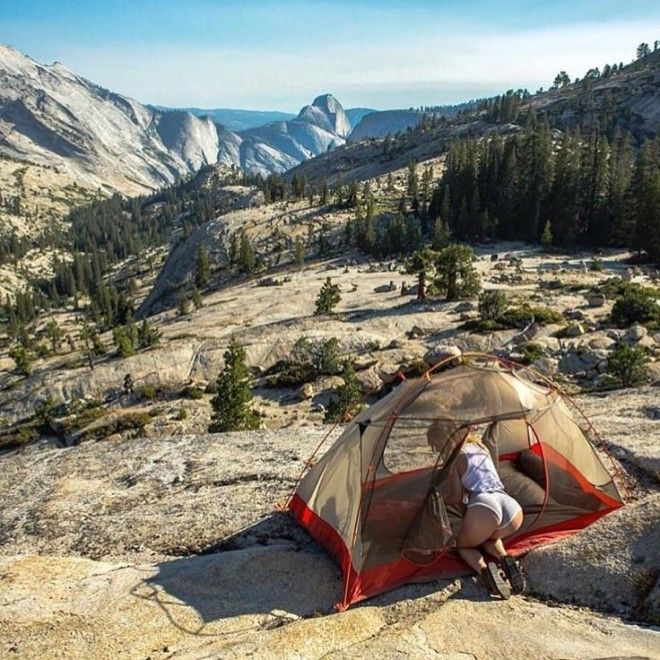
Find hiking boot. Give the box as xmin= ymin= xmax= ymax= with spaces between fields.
xmin=480 ymin=561 xmax=511 ymax=599
xmin=501 ymin=555 xmax=527 ymax=594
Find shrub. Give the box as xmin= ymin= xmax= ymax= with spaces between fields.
xmin=136 ymin=384 xmax=157 ymax=400
xmin=588 ymin=258 xmax=603 ymax=271
xmin=606 ymin=345 xmax=649 ymax=388
xmin=500 ymin=305 xmax=563 ymax=327
xmin=9 ymin=346 xmax=33 ymax=376
xmin=175 ymin=408 xmax=188 ymax=421
xmin=266 ymin=336 xmax=341 ymax=387
xmin=521 ymin=343 xmax=544 ymax=365
xmin=610 ymin=287 xmax=660 ymax=327
xmin=478 ymin=290 xmax=507 ymax=321
xmin=315 ymin=277 xmax=341 ymax=315
xmin=181 ymin=385 xmax=205 ymax=400
xmin=324 ymin=362 xmax=363 ymax=423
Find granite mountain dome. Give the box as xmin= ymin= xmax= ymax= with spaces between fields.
xmin=0 ymin=44 xmax=354 ymax=193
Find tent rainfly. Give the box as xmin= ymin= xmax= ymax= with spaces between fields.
xmin=289 ymin=354 xmax=623 ymax=610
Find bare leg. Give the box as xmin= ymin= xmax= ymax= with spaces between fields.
xmin=481 ymin=537 xmax=507 ymax=560
xmin=456 ymin=506 xmax=499 ymax=574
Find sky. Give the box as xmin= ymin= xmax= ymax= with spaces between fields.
xmin=1 ymin=0 xmax=659 ymax=111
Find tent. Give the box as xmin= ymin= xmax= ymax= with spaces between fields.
xmin=288 ymin=354 xmax=624 ymax=610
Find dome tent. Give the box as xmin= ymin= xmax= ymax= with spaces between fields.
xmin=288 ymin=353 xmax=623 ymax=610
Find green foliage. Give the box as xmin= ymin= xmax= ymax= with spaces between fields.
xmin=112 ymin=324 xmax=137 ymax=358
xmin=9 ymin=346 xmax=32 ymax=376
xmin=588 ymin=258 xmax=604 ymax=271
xmin=610 ymin=286 xmax=660 ymax=327
xmin=208 ymin=339 xmax=260 ymax=433
xmin=324 ymin=362 xmax=363 ymax=423
xmin=404 ymin=248 xmax=438 ymax=300
xmin=294 ymin=236 xmax=305 ymax=270
xmin=433 ymin=244 xmax=480 ymax=300
xmin=606 ymin=345 xmax=649 ymax=387
xmin=192 ymin=287 xmax=204 ymax=310
xmin=181 ymin=385 xmax=205 ymax=400
xmin=238 ymin=230 xmax=256 ymax=273
xmin=44 ymin=320 xmax=63 ymax=352
xmin=500 ymin=304 xmax=563 ymax=327
xmin=266 ymin=336 xmax=341 ymax=387
xmin=315 ymin=277 xmax=341 ymax=315
xmin=194 ymin=244 xmax=211 ymax=289
xmin=521 ymin=343 xmax=544 ymax=365
xmin=136 ymin=384 xmax=157 ymax=400
xmin=137 ymin=318 xmax=162 ymax=349
xmin=175 ymin=408 xmax=188 ymax=421
xmin=478 ymin=290 xmax=507 ymax=321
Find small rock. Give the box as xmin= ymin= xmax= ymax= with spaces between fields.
xmin=424 ymin=345 xmax=462 ymax=365
xmin=587 ymin=292 xmax=606 ymax=307
xmin=407 ymin=325 xmax=425 ymax=339
xmin=297 ymin=383 xmax=314 ymax=400
xmin=454 ymin=301 xmax=476 ymax=313
xmin=624 ymin=324 xmax=649 ymax=344
xmin=564 ymin=309 xmax=586 ymax=322
xmin=564 ymin=323 xmax=585 ymax=337
xmin=637 ymin=335 xmax=657 ymax=351
xmin=356 ymin=368 xmax=384 ymax=394
xmin=388 ymin=339 xmax=404 ymax=349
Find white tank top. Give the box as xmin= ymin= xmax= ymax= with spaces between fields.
xmin=460 ymin=443 xmax=504 ymax=494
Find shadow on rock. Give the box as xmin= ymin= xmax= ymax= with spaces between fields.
xmin=134 ymin=514 xmax=342 ymax=628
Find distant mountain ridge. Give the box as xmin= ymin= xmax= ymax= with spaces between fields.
xmin=0 ymin=45 xmax=364 ymax=191
xmin=150 ymin=106 xmax=296 ymax=132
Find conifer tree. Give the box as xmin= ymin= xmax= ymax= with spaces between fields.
xmin=434 ymin=244 xmax=480 ymax=300
xmin=404 ymin=248 xmax=438 ymax=300
xmin=294 ymin=236 xmax=305 ymax=270
xmin=314 ymin=277 xmax=341 ymax=315
xmin=208 ymin=339 xmax=260 ymax=432
xmin=194 ymin=244 xmax=210 ymax=289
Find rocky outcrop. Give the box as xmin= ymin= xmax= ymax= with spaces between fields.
xmin=217 ymin=95 xmax=352 ymax=177
xmin=349 ymin=109 xmax=424 ymax=141
xmin=524 ymin=494 xmax=660 ymax=622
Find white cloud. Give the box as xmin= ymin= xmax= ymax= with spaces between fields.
xmin=57 ymin=20 xmax=656 ymax=109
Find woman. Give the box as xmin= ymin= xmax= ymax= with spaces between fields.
xmin=442 ymin=431 xmax=526 ymax=598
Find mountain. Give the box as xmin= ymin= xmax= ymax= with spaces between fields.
xmin=0 ymin=45 xmax=355 ymax=194
xmin=216 ymin=94 xmax=352 ymax=177
xmin=346 ymin=107 xmax=377 ymax=127
xmin=0 ymin=44 xmax=223 ymax=194
xmin=151 ymin=106 xmax=296 ymax=132
xmin=349 ymin=109 xmax=425 ymax=141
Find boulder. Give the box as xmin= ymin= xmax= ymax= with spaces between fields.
xmin=637 ymin=335 xmax=657 ymax=351
xmin=356 ymin=368 xmax=384 ymax=394
xmin=588 ymin=334 xmax=615 ymax=351
xmin=558 ymin=352 xmax=588 ymax=375
xmin=587 ymin=292 xmax=606 ymax=308
xmin=531 ymin=357 xmax=558 ymax=376
xmin=624 ymin=324 xmax=648 ymax=344
xmin=523 ymin=494 xmax=660 ymax=622
xmin=567 ymin=323 xmax=586 ymax=337
xmin=424 ymin=345 xmax=462 ymax=366
xmin=297 ymin=383 xmax=314 ymax=401
xmin=648 ymin=361 xmax=660 ymax=385
xmin=454 ymin=301 xmax=476 ymax=313
xmin=564 ymin=309 xmax=586 ymax=322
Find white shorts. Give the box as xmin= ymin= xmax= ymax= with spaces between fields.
xmin=467 ymin=491 xmax=522 ymax=530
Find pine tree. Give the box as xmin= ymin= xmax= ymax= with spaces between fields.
xmin=194 ymin=244 xmax=210 ymax=289
xmin=314 ymin=277 xmax=341 ymax=315
xmin=137 ymin=318 xmax=162 ymax=349
xmin=44 ymin=320 xmax=63 ymax=353
xmin=404 ymin=248 xmax=438 ymax=300
xmin=294 ymin=236 xmax=305 ymax=270
xmin=208 ymin=339 xmax=260 ymax=432
xmin=238 ymin=231 xmax=256 ymax=273
xmin=434 ymin=244 xmax=481 ymax=300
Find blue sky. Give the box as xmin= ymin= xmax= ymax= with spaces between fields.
xmin=1 ymin=1 xmax=658 ymax=110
